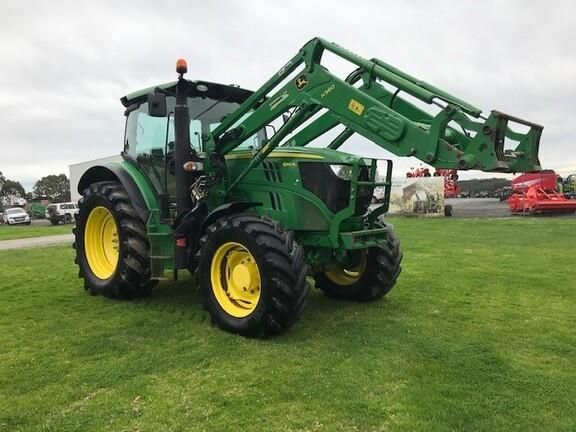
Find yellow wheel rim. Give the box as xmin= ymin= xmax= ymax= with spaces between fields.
xmin=210 ymin=242 xmax=261 ymax=318
xmin=325 ymin=252 xmax=367 ymax=286
xmin=84 ymin=206 xmax=119 ymax=280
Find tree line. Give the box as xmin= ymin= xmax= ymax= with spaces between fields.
xmin=0 ymin=171 xmax=70 ymax=210
xmin=457 ymin=178 xmax=511 ymax=195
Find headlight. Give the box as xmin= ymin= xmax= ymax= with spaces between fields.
xmin=329 ymin=164 xmax=354 ymax=181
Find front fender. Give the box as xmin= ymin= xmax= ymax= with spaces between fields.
xmin=182 ymin=201 xmax=261 ymax=268
xmin=201 ymin=202 xmax=262 ymax=233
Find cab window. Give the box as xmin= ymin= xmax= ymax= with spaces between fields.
xmin=124 ymin=97 xmax=265 ymax=157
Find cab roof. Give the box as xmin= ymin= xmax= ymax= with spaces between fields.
xmin=120 ymin=80 xmax=254 ymax=107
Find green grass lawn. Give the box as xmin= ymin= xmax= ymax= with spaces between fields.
xmin=0 ymin=217 xmax=574 ymax=431
xmin=0 ymin=223 xmax=72 ymax=241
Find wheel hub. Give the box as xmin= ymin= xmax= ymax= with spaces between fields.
xmin=84 ymin=206 xmax=119 ymax=280
xmin=210 ymin=242 xmax=261 ymax=317
xmin=325 ymin=251 xmax=367 ymax=286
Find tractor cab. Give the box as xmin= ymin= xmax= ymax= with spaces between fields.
xmin=120 ymin=81 xmax=265 ymax=203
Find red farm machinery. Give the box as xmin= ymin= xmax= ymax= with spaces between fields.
xmin=507 ymin=170 xmax=576 ymax=215
xmin=406 ymin=167 xmax=461 ymax=198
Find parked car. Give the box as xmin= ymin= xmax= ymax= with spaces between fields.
xmin=46 ymin=202 xmax=79 ymax=225
xmin=2 ymin=207 xmax=31 ymax=225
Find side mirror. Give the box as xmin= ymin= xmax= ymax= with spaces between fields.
xmin=148 ymin=91 xmax=167 ymax=117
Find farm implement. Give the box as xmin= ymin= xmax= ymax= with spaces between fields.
xmin=507 ymin=170 xmax=576 ymax=215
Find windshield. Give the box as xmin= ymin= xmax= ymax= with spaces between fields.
xmin=125 ymin=95 xmax=265 ymax=158
xmin=6 ymin=208 xmax=25 ymax=215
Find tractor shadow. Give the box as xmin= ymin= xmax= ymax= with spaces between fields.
xmin=129 ymin=275 xmax=408 ymax=344
xmin=131 ymin=275 xmax=202 ymax=315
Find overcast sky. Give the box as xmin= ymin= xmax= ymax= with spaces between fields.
xmin=1 ymin=0 xmax=575 ymax=191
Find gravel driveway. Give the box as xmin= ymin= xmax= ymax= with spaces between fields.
xmin=0 ymin=234 xmax=74 ymax=251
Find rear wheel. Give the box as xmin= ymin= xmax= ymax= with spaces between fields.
xmin=196 ymin=214 xmax=310 ymax=338
xmin=444 ymin=204 xmax=453 ymax=217
xmin=65 ymin=214 xmax=72 ymax=224
xmin=73 ymin=181 xmax=156 ymax=299
xmin=314 ymin=223 xmax=402 ymax=301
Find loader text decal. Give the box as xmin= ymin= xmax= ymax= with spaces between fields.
xmin=269 ymin=91 xmax=289 ymax=111
xmin=321 ymin=84 xmax=335 ymax=98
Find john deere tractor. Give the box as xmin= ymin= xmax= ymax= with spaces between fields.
xmin=73 ymin=38 xmax=543 ymax=337
xmin=560 ymin=174 xmax=576 ymax=199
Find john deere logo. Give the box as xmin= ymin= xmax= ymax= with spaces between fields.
xmin=295 ymin=74 xmax=308 ymax=90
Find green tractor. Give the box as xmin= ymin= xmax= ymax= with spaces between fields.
xmin=560 ymin=174 xmax=576 ymax=199
xmin=73 ymin=38 xmax=543 ymax=337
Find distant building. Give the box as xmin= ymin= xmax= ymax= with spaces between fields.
xmin=69 ymin=155 xmax=122 ymax=202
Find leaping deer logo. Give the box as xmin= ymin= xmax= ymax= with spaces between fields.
xmin=295 ymin=75 xmax=308 ymax=90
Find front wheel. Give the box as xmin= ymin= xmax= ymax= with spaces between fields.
xmin=196 ymin=214 xmax=310 ymax=338
xmin=314 ymin=223 xmax=402 ymax=301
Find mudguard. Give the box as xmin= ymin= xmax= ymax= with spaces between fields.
xmin=183 ymin=201 xmax=261 ymax=269
xmin=77 ymin=163 xmax=150 ymax=222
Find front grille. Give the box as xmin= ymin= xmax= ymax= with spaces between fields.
xmin=298 ymin=162 xmax=373 ymax=215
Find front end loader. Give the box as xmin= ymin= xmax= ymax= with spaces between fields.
xmin=73 ymin=38 xmax=543 ymax=337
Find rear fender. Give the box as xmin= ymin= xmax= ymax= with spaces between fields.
xmin=77 ymin=164 xmax=150 ymax=222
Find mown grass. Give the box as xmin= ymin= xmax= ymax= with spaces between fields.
xmin=0 ymin=223 xmax=71 ymax=241
xmin=0 ymin=217 xmax=574 ymax=431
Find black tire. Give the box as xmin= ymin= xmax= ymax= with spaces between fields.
xmin=444 ymin=204 xmax=453 ymax=217
xmin=64 ymin=214 xmax=72 ymax=224
xmin=314 ymin=223 xmax=402 ymax=301
xmin=73 ymin=181 xmax=156 ymax=299
xmin=195 ymin=214 xmax=310 ymax=338
xmin=50 ymin=217 xmax=60 ymax=225
xmin=25 ymin=222 xmax=31 ymax=225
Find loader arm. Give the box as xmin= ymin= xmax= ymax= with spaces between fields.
xmin=204 ymin=37 xmax=542 ymax=191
